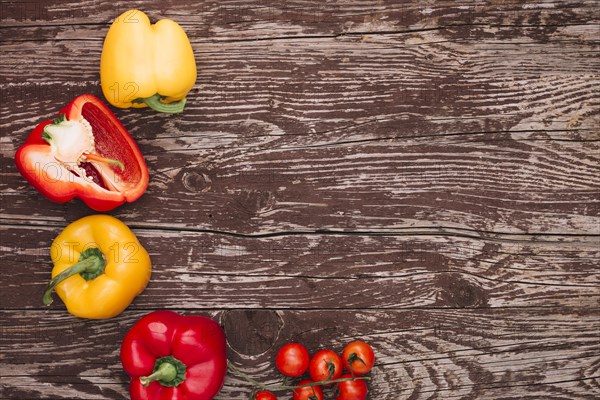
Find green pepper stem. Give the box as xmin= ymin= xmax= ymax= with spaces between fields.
xmin=137 ymin=94 xmax=187 ymax=113
xmin=140 ymin=356 xmax=187 ymax=387
xmin=42 ymin=248 xmax=106 ymax=305
xmin=140 ymin=362 xmax=177 ymax=387
xmin=226 ymin=362 xmax=370 ymax=391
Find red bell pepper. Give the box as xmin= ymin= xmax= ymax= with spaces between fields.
xmin=15 ymin=94 xmax=148 ymax=211
xmin=121 ymin=310 xmax=227 ymax=400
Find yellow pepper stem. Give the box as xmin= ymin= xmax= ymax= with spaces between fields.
xmin=42 ymin=248 xmax=106 ymax=305
xmin=136 ymin=94 xmax=187 ymax=114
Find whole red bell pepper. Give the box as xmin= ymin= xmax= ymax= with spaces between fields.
xmin=15 ymin=94 xmax=148 ymax=211
xmin=121 ymin=310 xmax=227 ymax=400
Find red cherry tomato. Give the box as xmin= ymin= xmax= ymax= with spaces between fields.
xmin=293 ymin=380 xmax=324 ymax=400
xmin=276 ymin=343 xmax=310 ymax=377
xmin=335 ymin=374 xmax=368 ymax=400
xmin=309 ymin=349 xmax=343 ymax=384
xmin=342 ymin=341 xmax=375 ymax=375
xmin=255 ymin=390 xmax=278 ymax=400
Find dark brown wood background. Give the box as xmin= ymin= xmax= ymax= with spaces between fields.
xmin=1 ymin=1 xmax=599 ymax=399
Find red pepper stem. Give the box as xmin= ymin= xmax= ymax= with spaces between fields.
xmin=83 ymin=153 xmax=125 ymax=171
xmin=140 ymin=362 xmax=177 ymax=387
xmin=140 ymin=356 xmax=187 ymax=387
xmin=42 ymin=248 xmax=106 ymax=306
xmin=226 ymin=362 xmax=370 ymax=391
xmin=138 ymin=94 xmax=186 ymax=113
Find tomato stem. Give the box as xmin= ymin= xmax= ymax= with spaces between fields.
xmin=227 ymin=361 xmax=369 ymax=391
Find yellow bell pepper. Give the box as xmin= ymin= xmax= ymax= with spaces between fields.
xmin=100 ymin=9 xmax=196 ymax=113
xmin=42 ymin=215 xmax=151 ymax=319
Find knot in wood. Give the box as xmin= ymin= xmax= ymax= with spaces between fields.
xmin=182 ymin=169 xmax=212 ymax=193
xmin=221 ymin=310 xmax=282 ymax=356
xmin=234 ymin=190 xmax=275 ymax=215
xmin=436 ymin=273 xmax=489 ymax=308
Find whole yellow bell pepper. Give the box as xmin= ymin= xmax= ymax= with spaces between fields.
xmin=100 ymin=9 xmax=196 ymax=113
xmin=43 ymin=215 xmax=151 ymax=319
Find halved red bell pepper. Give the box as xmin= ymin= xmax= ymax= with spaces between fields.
xmin=15 ymin=94 xmax=148 ymax=211
xmin=121 ymin=310 xmax=227 ymax=400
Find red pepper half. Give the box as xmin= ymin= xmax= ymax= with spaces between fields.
xmin=121 ymin=310 xmax=227 ymax=400
xmin=15 ymin=94 xmax=148 ymax=211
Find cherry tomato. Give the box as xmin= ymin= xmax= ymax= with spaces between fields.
xmin=255 ymin=390 xmax=278 ymax=400
xmin=309 ymin=349 xmax=343 ymax=384
xmin=276 ymin=343 xmax=310 ymax=377
xmin=293 ymin=380 xmax=324 ymax=400
xmin=342 ymin=341 xmax=375 ymax=375
xmin=335 ymin=374 xmax=368 ymax=400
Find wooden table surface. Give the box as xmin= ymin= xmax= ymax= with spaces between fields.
xmin=1 ymin=1 xmax=599 ymax=399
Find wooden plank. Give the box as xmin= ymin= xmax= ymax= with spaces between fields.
xmin=1 ymin=308 xmax=598 ymax=399
xmin=2 ymin=131 xmax=599 ymax=234
xmin=1 ymin=225 xmax=598 ymax=309
xmin=1 ymin=0 xmax=598 ymax=38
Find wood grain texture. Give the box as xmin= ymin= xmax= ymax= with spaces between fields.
xmin=1 ymin=0 xmax=599 ymax=399
xmin=1 ymin=15 xmax=599 ymax=234
xmin=1 ymin=1 xmax=598 ymax=37
xmin=1 ymin=225 xmax=599 ymax=310
xmin=3 ymin=132 xmax=600 ymax=235
xmin=1 ymin=309 xmax=599 ymax=399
